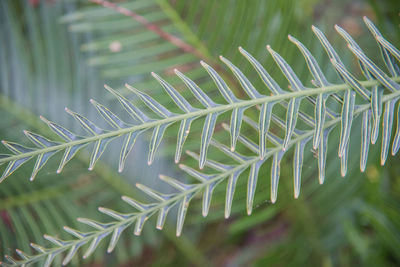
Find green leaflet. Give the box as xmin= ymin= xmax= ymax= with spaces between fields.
xmin=360 ymin=110 xmax=371 ymax=172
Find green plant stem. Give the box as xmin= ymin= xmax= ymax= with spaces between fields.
xmin=2 ymin=78 xmax=399 ymax=166
xmin=8 ymin=88 xmax=400 ymax=267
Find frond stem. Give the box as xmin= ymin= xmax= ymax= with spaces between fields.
xmin=1 ymin=77 xmax=399 ymax=165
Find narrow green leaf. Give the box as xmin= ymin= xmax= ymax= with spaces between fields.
xmin=202 ymin=181 xmax=218 ymax=217
xmin=360 ymin=110 xmax=371 ymax=172
xmin=90 ymin=99 xmax=126 ymax=129
xmin=239 ymin=47 xmax=284 ymax=95
xmin=126 ymin=84 xmax=173 ymax=118
xmin=271 ymin=151 xmax=284 ymax=203
xmin=152 ymin=72 xmax=195 ymax=113
xmin=119 ymin=131 xmax=141 ymax=172
xmin=376 ymin=35 xmax=400 ymax=63
xmin=107 ymin=225 xmax=128 ymax=253
xmin=229 ymin=107 xmax=245 ymax=151
xmin=159 ymin=174 xmax=194 ymax=191
xmin=363 ymin=16 xmax=400 ymax=76
xmin=267 ymin=45 xmax=305 ymax=91
xmin=89 ymin=137 xmax=114 ymax=171
xmin=148 ymin=123 xmax=170 ymax=165
xmin=199 ymin=113 xmax=219 ymax=169
xmin=201 ymin=61 xmax=238 ymax=103
xmin=156 ymin=206 xmax=171 ymax=230
xmin=259 ymin=103 xmax=274 ymax=158
xmin=283 ymin=98 xmax=301 ymax=150
xmin=294 ymin=139 xmax=309 ymax=199
xmin=318 ymin=127 xmax=334 ymax=184
xmin=247 ymin=160 xmax=264 ymax=215
xmin=330 ymin=58 xmax=371 ymax=100
xmin=348 ymin=45 xmax=400 ymax=92
xmin=175 ymin=69 xmax=217 ymax=108
xmin=136 ymin=183 xmax=170 ymax=202
xmin=381 ymin=99 xmax=397 ymax=165
xmin=58 ymin=144 xmax=86 ymax=173
xmin=40 ymin=116 xmax=80 ymax=141
xmin=313 ymin=94 xmax=327 ymax=149
xmin=30 ymin=151 xmax=58 ymax=181
xmin=392 ymin=103 xmax=400 ymax=155
xmin=104 ymin=84 xmax=149 ymax=123
xmin=176 ymin=194 xmax=195 ymax=237
xmin=225 ymin=169 xmax=244 ymax=219
xmin=179 ymin=164 xmax=213 ymax=182
xmin=63 ymin=244 xmax=84 ymax=265
xmin=44 ymin=253 xmax=56 ymax=267
xmin=371 ymin=87 xmax=383 ymax=144
xmin=288 ymin=35 xmax=330 ymax=86
xmin=134 ymin=215 xmax=148 ymax=236
xmin=175 ymin=118 xmax=194 ymax=163
xmin=1 ymin=158 xmax=32 ymax=182
xmin=121 ymin=196 xmax=154 ymax=211
xmin=312 ymin=25 xmax=343 ymax=64
xmin=339 ymin=90 xmax=356 ymax=157
xmin=24 ymin=131 xmax=60 ymax=148
xmin=82 ymin=233 xmax=109 ymax=259
xmin=220 ymin=55 xmax=262 ymax=98
xmin=340 ymin=140 xmax=349 ymax=177
xmin=65 ymin=108 xmax=104 ymax=135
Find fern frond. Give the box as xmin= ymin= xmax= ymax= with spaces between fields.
xmin=3 ymin=85 xmax=400 ymax=266
xmin=1 ymin=17 xmax=399 ymax=184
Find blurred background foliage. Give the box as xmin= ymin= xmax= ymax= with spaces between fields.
xmin=0 ymin=0 xmax=399 ymax=266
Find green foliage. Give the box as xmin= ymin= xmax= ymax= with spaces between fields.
xmin=1 ymin=12 xmax=399 ymax=266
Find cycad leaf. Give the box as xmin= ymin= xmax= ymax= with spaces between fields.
xmin=339 ymin=90 xmax=356 ymax=157
xmin=392 ymin=103 xmax=400 ymax=155
xmin=313 ymin=94 xmax=327 ymax=149
xmin=202 ymin=181 xmax=218 ymax=217
xmin=371 ymin=87 xmax=384 ymax=144
xmin=107 ymin=224 xmax=129 ymax=253
xmin=148 ymin=123 xmax=170 ymax=165
xmin=360 ymin=110 xmax=371 ymax=172
xmin=175 ymin=118 xmax=194 ymax=163
xmin=176 ymin=194 xmax=195 ymax=237
xmin=199 ymin=113 xmax=219 ymax=169
xmin=104 ymin=84 xmax=149 ymax=123
xmin=340 ymin=139 xmax=350 ymax=177
xmin=119 ymin=131 xmax=142 ymax=172
xmin=381 ymin=99 xmax=397 ymax=165
xmin=293 ymin=138 xmax=311 ymax=199
xmin=220 ymin=56 xmax=262 ymax=98
xmin=152 ymin=72 xmax=195 ymax=113
xmin=225 ymin=169 xmax=244 ymax=219
xmin=175 ymin=69 xmax=217 ymax=108
xmin=259 ymin=103 xmax=274 ymax=158
xmin=201 ymin=61 xmax=238 ymax=103
xmin=283 ymin=98 xmax=301 ymax=150
xmin=247 ymin=159 xmax=264 ymax=215
xmin=65 ymin=108 xmax=104 ymax=135
xmin=229 ymin=107 xmax=246 ymax=151
xmin=267 ymin=45 xmax=305 ymax=91
xmin=90 ymin=99 xmax=127 ymax=129
xmin=89 ymin=137 xmax=114 ymax=171
xmin=363 ymin=16 xmax=400 ymax=76
xmin=331 ymin=59 xmax=371 ymax=100
xmin=58 ymin=143 xmax=86 ymax=173
xmin=271 ymin=151 xmax=285 ymax=204
xmin=126 ymin=84 xmax=173 ymax=118
xmin=318 ymin=126 xmax=334 ymax=184
xmin=348 ymin=45 xmax=400 ymax=92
